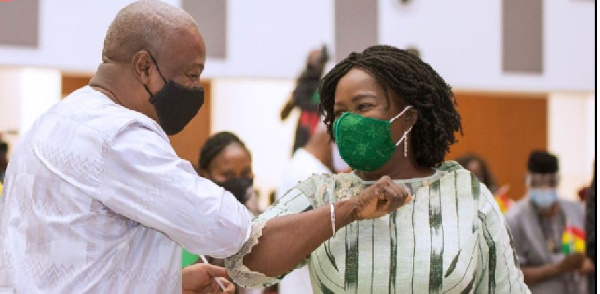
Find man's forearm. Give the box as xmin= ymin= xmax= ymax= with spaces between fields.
xmin=521 ymin=264 xmax=560 ymax=285
xmin=243 ymin=200 xmax=357 ymax=277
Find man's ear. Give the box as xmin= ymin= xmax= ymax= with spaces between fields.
xmin=132 ymin=50 xmax=153 ymax=84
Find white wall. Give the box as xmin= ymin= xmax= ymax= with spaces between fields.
xmin=0 ymin=68 xmax=61 ymax=156
xmin=379 ymin=0 xmax=595 ymax=92
xmin=548 ymin=92 xmax=596 ymax=201
xmin=0 ymin=0 xmax=594 ymax=91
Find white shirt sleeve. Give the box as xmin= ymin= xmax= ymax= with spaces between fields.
xmin=95 ymin=122 xmax=251 ymax=259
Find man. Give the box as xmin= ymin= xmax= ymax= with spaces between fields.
xmin=0 ymin=1 xmax=245 ymax=293
xmin=0 ymin=2 xmax=407 ymax=292
xmin=506 ymin=151 xmax=594 ymax=294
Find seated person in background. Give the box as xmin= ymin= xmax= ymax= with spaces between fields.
xmin=225 ymin=45 xmax=528 ymax=293
xmin=506 ymin=150 xmax=594 ymax=294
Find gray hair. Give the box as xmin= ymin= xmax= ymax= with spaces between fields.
xmin=102 ymin=0 xmax=197 ymax=62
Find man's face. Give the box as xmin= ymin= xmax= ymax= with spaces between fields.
xmin=142 ymin=26 xmax=207 ymax=121
xmin=152 ymin=27 xmax=206 ymax=88
xmin=527 ymin=173 xmax=559 ymax=188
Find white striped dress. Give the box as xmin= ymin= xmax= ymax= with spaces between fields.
xmin=226 ymin=161 xmax=530 ymax=293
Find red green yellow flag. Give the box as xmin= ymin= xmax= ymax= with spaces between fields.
xmin=494 ymin=184 xmax=512 ymax=214
xmin=561 ymin=224 xmax=586 ymax=254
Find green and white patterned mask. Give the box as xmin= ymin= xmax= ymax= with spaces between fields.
xmin=333 ymin=106 xmax=413 ymax=172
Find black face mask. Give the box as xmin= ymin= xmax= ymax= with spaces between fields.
xmin=144 ymin=54 xmax=205 ymax=135
xmin=214 ymin=177 xmax=253 ymax=204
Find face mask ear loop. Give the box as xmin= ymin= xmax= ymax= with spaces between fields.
xmin=391 ymin=106 xmax=415 ymax=157
xmin=389 ymin=105 xmax=413 ymax=124
xmin=147 ymin=53 xmax=168 ymax=84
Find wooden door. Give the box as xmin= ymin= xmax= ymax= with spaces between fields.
xmin=447 ymin=91 xmax=547 ymax=200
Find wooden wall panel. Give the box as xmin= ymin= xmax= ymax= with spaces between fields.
xmin=61 ymin=75 xmax=92 ymax=98
xmin=447 ymin=92 xmax=547 ymax=200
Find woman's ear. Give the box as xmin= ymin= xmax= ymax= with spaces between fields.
xmin=404 ymin=107 xmax=419 ymax=128
xmin=131 ymin=50 xmax=153 ymax=84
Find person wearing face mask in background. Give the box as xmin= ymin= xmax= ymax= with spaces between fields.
xmin=183 ymin=132 xmax=255 ymax=269
xmin=185 ymin=131 xmax=262 ymax=294
xmin=198 ymin=131 xmax=255 ymax=211
xmin=225 ymin=45 xmax=527 ymax=293
xmin=506 ymin=151 xmax=594 ymax=294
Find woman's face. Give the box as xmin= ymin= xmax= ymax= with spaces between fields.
xmin=333 ymin=68 xmax=406 ymax=141
xmin=203 ymin=143 xmax=253 ymax=183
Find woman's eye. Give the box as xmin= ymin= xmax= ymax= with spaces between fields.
xmin=357 ymin=103 xmax=372 ymax=111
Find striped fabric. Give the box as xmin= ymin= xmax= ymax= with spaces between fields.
xmin=227 ymin=162 xmax=530 ymax=293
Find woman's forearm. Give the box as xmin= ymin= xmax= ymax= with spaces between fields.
xmin=243 ymin=200 xmax=357 ymax=276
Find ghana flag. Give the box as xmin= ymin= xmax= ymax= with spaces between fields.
xmin=494 ymin=184 xmax=512 ymax=214
xmin=561 ymin=224 xmax=586 ymax=254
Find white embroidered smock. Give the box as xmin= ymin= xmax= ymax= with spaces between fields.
xmin=0 ymin=86 xmax=251 ymax=293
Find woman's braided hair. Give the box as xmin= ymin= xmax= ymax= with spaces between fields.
xmin=318 ymin=45 xmax=462 ymax=168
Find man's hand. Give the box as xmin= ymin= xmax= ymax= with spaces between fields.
xmin=556 ymin=253 xmax=586 ymax=274
xmin=182 ymin=263 xmax=235 ymax=294
xmin=351 ymin=176 xmax=412 ymax=220
xmin=579 ymin=257 xmax=595 ymax=275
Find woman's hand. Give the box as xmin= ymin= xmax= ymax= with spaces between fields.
xmin=182 ymin=263 xmax=235 ymax=294
xmin=351 ymin=175 xmax=412 ymax=220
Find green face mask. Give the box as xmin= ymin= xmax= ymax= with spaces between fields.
xmin=333 ymin=106 xmax=413 ymax=172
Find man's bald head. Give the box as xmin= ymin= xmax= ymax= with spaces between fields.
xmin=102 ymin=0 xmax=198 ymax=62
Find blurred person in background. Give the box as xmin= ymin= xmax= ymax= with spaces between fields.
xmin=455 ymin=153 xmax=498 ymax=193
xmin=585 ymin=162 xmax=596 ymax=293
xmin=0 ymin=140 xmax=8 ymax=184
xmin=506 ymin=150 xmax=594 ymax=294
xmin=198 ymin=131 xmax=255 ymax=212
xmin=455 ymin=153 xmax=513 ymax=213
xmin=193 ymin=131 xmax=268 ymax=294
xmin=280 ymin=45 xmax=329 ymax=154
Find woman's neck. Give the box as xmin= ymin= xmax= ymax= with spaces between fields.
xmin=355 ymin=151 xmax=434 ymax=181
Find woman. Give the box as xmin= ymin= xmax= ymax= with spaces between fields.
xmin=198 ymin=131 xmax=255 ymax=209
xmin=226 ymin=45 xmax=529 ymax=293
xmin=455 ymin=153 xmax=498 ymax=194
xmin=184 ymin=131 xmax=257 ymax=265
